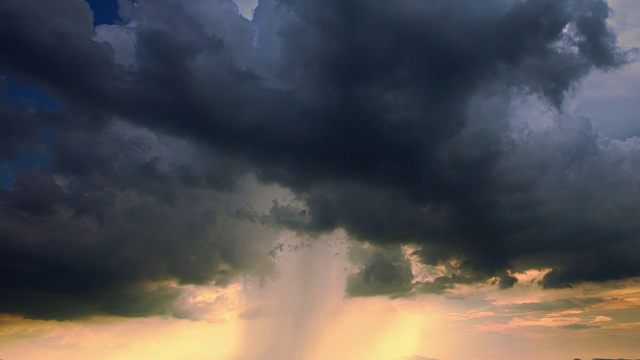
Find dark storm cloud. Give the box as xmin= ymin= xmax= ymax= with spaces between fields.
xmin=0 ymin=101 xmax=41 ymax=157
xmin=0 ymin=122 xmax=275 ymax=320
xmin=0 ymin=0 xmax=637 ymax=317
xmin=346 ymin=245 xmax=414 ymax=297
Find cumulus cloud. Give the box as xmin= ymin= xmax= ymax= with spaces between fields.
xmin=346 ymin=244 xmax=414 ymax=297
xmin=1 ymin=0 xmax=638 ymax=318
xmin=0 ymin=122 xmax=279 ymax=319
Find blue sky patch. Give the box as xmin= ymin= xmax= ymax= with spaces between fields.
xmin=1 ymin=71 xmax=57 ymax=188
xmin=1 ymin=70 xmax=61 ymax=113
xmin=85 ymin=0 xmax=122 ymax=26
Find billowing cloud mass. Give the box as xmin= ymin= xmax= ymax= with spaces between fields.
xmin=0 ymin=0 xmax=638 ymax=319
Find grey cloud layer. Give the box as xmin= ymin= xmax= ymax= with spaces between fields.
xmin=0 ymin=122 xmax=277 ymax=319
xmin=0 ymin=0 xmax=638 ymax=317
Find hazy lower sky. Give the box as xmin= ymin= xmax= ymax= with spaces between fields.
xmin=1 ymin=0 xmax=640 ymax=359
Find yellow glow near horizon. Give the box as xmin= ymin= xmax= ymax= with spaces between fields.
xmin=0 ymin=316 xmax=242 ymax=360
xmin=2 ymin=240 xmax=640 ymax=360
xmin=308 ymin=298 xmax=425 ymax=360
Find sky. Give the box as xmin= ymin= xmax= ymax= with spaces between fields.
xmin=1 ymin=0 xmax=640 ymax=359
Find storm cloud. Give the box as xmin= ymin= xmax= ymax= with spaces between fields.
xmin=1 ymin=0 xmax=639 ymax=318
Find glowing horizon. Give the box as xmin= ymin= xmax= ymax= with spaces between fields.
xmin=2 ymin=234 xmax=640 ymax=359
